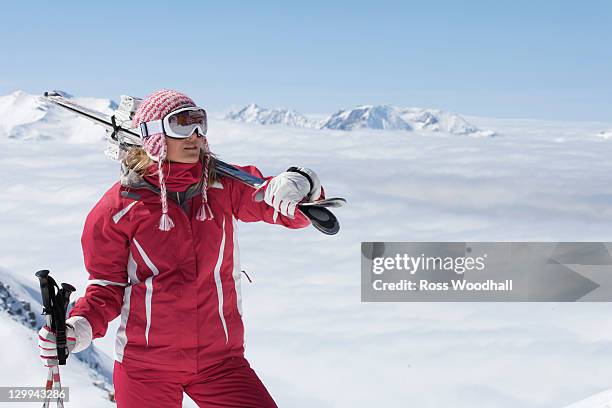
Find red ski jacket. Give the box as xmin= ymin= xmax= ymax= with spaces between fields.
xmin=69 ymin=164 xmax=311 ymax=372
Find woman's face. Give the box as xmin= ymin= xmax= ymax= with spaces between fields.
xmin=165 ymin=131 xmax=203 ymax=163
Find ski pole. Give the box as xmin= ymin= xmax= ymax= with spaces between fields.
xmin=36 ymin=270 xmax=75 ymax=407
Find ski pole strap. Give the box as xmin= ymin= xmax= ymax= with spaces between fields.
xmin=286 ymin=166 xmax=314 ymax=200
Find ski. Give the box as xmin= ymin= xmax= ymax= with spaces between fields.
xmin=300 ymin=197 xmax=347 ymax=208
xmin=41 ymin=91 xmax=344 ymax=235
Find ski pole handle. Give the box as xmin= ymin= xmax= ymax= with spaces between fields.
xmin=35 ymin=270 xmax=77 ymax=365
xmin=35 ymin=270 xmax=55 ymax=323
xmin=60 ymin=283 xmax=76 ymax=309
xmin=55 ymin=283 xmax=76 ymax=366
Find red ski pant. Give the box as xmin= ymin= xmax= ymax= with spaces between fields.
xmin=113 ymin=356 xmax=278 ymax=408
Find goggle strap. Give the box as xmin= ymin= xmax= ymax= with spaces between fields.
xmin=139 ymin=120 xmax=164 ymax=138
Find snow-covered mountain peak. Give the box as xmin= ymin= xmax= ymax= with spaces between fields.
xmin=225 ymin=103 xmax=318 ymax=128
xmin=322 ymin=104 xmax=412 ymax=131
xmin=0 ymin=90 xmax=116 ymax=141
xmin=322 ymin=104 xmax=495 ymax=136
xmin=245 ymin=102 xmax=261 ymax=110
xmin=8 ymin=89 xmax=27 ymax=99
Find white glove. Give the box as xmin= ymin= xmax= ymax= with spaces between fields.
xmin=262 ymin=167 xmax=322 ymax=219
xmin=38 ymin=316 xmax=93 ymax=367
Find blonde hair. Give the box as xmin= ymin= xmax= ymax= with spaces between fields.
xmin=124 ymin=148 xmax=153 ymax=177
xmin=123 ymin=147 xmax=218 ymax=184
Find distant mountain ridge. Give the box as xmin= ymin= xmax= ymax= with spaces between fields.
xmin=0 ymin=90 xmax=494 ymax=138
xmin=226 ymin=103 xmax=496 ymax=136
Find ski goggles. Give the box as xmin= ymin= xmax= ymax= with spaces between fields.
xmin=139 ymin=107 xmax=208 ymax=139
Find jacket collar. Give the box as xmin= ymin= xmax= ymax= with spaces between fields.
xmin=119 ymin=162 xmax=204 ymax=205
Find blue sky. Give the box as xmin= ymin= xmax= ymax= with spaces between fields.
xmin=1 ymin=1 xmax=610 ymax=120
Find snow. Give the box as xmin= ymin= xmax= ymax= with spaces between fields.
xmin=227 ymin=102 xmax=496 ymax=137
xmin=597 ymin=129 xmax=612 ymax=140
xmin=225 ymin=103 xmax=317 ymax=128
xmin=1 ymin=90 xmax=612 ymax=407
xmin=322 ymin=104 xmax=412 ymax=131
xmin=0 ymin=303 xmax=114 ymax=407
xmin=564 ymin=389 xmax=612 ymax=408
xmin=0 ymin=90 xmax=115 ymax=142
xmin=321 ymin=104 xmax=494 ymax=136
xmin=0 ymin=264 xmax=116 ymax=401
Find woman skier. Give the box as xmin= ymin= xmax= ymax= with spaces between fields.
xmin=38 ymin=89 xmax=324 ymax=407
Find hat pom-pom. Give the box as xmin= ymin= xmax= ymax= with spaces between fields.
xmin=159 ymin=213 xmax=175 ymax=231
xmin=196 ymin=203 xmax=214 ymax=221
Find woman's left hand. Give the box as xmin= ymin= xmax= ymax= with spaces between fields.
xmin=258 ymin=167 xmax=322 ymax=218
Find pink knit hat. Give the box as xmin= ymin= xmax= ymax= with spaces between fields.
xmin=132 ymin=89 xmax=214 ymax=231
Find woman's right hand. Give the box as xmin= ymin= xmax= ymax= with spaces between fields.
xmin=38 ymin=316 xmax=93 ymax=367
